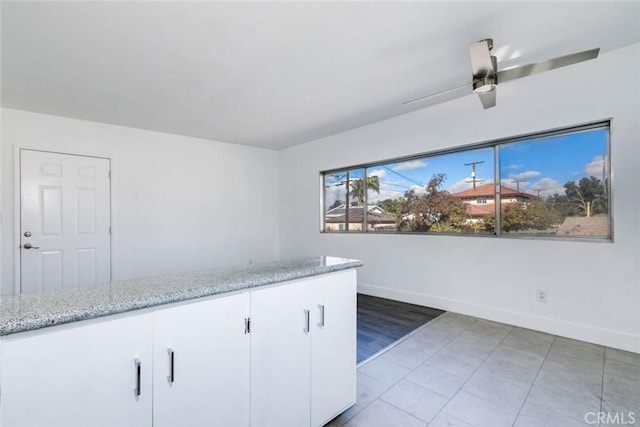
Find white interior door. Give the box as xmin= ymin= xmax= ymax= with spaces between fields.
xmin=20 ymin=149 xmax=111 ymax=293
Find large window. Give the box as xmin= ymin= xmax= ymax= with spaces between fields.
xmin=321 ymin=122 xmax=611 ymax=240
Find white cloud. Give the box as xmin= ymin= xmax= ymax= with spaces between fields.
xmin=368 ymin=168 xmax=386 ymax=179
xmin=446 ymin=177 xmax=492 ymax=194
xmin=585 ymin=156 xmax=605 ymax=178
xmin=393 ymin=160 xmax=427 ymax=172
xmin=367 ymin=187 xmax=404 ymax=203
xmin=530 ymin=177 xmax=564 ymax=197
xmin=509 ymin=170 xmax=541 ymax=180
xmin=323 ymin=183 xmax=346 ymax=207
xmin=501 ymin=164 xmax=522 ymax=171
xmin=408 ymin=184 xmax=427 ymax=196
xmin=501 ymin=179 xmax=532 ymax=191
xmin=447 ymin=179 xmax=473 ymax=194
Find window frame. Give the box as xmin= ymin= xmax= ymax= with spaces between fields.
xmin=320 ymin=120 xmax=612 ymax=242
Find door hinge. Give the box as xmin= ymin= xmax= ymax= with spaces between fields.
xmin=108 ymin=226 xmax=111 ymax=234
xmin=244 ymin=317 xmax=251 ymax=334
xmin=108 ymin=170 xmax=111 ymax=179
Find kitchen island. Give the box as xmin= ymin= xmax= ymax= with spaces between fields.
xmin=0 ymin=256 xmax=361 ymax=427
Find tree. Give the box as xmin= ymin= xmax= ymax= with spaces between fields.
xmin=505 ymin=201 xmax=561 ymax=232
xmin=483 ymin=200 xmax=561 ymax=233
xmin=547 ymin=193 xmax=579 ymax=218
xmin=349 ymin=176 xmax=381 ymax=205
xmin=563 ymin=176 xmax=607 ymax=216
xmin=397 ymin=173 xmax=466 ymax=232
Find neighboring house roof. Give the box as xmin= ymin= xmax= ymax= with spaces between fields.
xmin=556 ymin=215 xmax=609 ymax=236
xmin=325 ymin=204 xmax=384 ymax=217
xmin=453 ymin=183 xmax=536 ymax=200
xmin=325 ymin=210 xmax=396 ymax=224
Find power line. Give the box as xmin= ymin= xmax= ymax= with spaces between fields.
xmin=382 ymin=165 xmax=424 ymax=187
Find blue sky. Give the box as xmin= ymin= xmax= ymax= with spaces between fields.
xmin=325 ymin=128 xmax=608 ymax=206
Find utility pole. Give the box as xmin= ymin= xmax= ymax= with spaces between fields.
xmin=511 ymin=180 xmax=527 ymax=192
xmin=464 ymin=161 xmax=485 ymax=189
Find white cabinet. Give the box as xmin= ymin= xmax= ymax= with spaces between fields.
xmin=0 ymin=313 xmax=153 ymax=427
xmin=0 ymin=268 xmax=357 ymax=427
xmin=250 ymin=270 xmax=356 ymax=427
xmin=250 ymin=276 xmax=313 ymax=427
xmin=152 ymin=293 xmax=250 ymax=427
xmin=310 ymin=270 xmax=357 ymax=427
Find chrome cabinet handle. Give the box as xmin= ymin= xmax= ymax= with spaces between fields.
xmin=134 ymin=358 xmax=141 ymax=397
xmin=303 ymin=309 xmax=310 ymax=334
xmin=23 ymin=243 xmax=40 ymax=249
xmin=318 ymin=304 xmax=325 ymax=327
xmin=167 ymin=348 xmax=174 ymax=384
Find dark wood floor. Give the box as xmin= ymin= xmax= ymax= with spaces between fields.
xmin=357 ymin=294 xmax=444 ymax=363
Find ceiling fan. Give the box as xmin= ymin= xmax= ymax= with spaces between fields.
xmin=403 ymin=38 xmax=600 ymax=109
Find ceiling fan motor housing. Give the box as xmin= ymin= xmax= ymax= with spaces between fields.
xmin=403 ymin=36 xmax=598 ymax=109
xmin=473 ymin=76 xmax=496 ymax=93
xmin=473 ymin=55 xmax=498 ymax=93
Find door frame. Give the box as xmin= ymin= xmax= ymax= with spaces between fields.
xmin=13 ymin=146 xmax=115 ymax=294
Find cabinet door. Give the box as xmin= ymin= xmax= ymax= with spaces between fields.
xmin=152 ymin=293 xmax=250 ymax=427
xmin=0 ymin=314 xmax=152 ymax=427
xmin=250 ymin=280 xmax=312 ymax=427
xmin=311 ymin=270 xmax=357 ymax=427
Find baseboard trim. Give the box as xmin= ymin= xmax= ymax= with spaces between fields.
xmin=357 ymin=282 xmax=640 ymax=354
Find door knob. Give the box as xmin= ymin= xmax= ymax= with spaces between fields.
xmin=23 ymin=243 xmax=40 ymax=249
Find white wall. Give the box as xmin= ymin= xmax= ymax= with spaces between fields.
xmin=279 ymin=44 xmax=640 ymax=353
xmin=1 ymin=109 xmax=280 ymax=295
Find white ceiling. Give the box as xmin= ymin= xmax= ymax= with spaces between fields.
xmin=3 ymin=1 xmax=640 ymax=150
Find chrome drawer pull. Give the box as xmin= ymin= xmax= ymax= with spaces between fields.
xmin=134 ymin=358 xmax=141 ymax=397
xmin=318 ymin=304 xmax=325 ymax=327
xmin=167 ymin=348 xmax=174 ymax=384
xmin=303 ymin=309 xmax=310 ymax=334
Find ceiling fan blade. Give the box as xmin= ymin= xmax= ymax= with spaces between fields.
xmin=402 ymin=82 xmax=472 ymax=105
xmin=497 ymin=48 xmax=599 ymax=84
xmin=477 ymin=89 xmax=496 ymax=109
xmin=470 ymin=39 xmax=495 ymax=78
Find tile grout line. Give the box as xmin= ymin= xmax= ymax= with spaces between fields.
xmin=509 ymin=335 xmax=557 ymax=427
xmin=347 ymin=313 xmax=457 ymax=426
xmin=352 ymin=317 xmax=625 ymax=427
xmin=350 ymin=314 xmax=474 ymax=426
xmin=418 ymin=320 xmax=516 ymax=426
xmin=599 ymin=348 xmax=606 ymax=427
xmin=371 ymin=318 xmax=474 ymax=425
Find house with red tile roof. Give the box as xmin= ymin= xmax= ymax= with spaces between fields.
xmin=453 ymin=183 xmax=538 ymax=221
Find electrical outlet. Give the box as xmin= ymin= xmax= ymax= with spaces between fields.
xmin=536 ymin=289 xmax=547 ymax=303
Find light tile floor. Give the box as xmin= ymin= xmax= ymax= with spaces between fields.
xmin=328 ymin=312 xmax=640 ymax=427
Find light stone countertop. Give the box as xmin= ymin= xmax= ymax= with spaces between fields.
xmin=0 ymin=256 xmax=362 ymax=336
